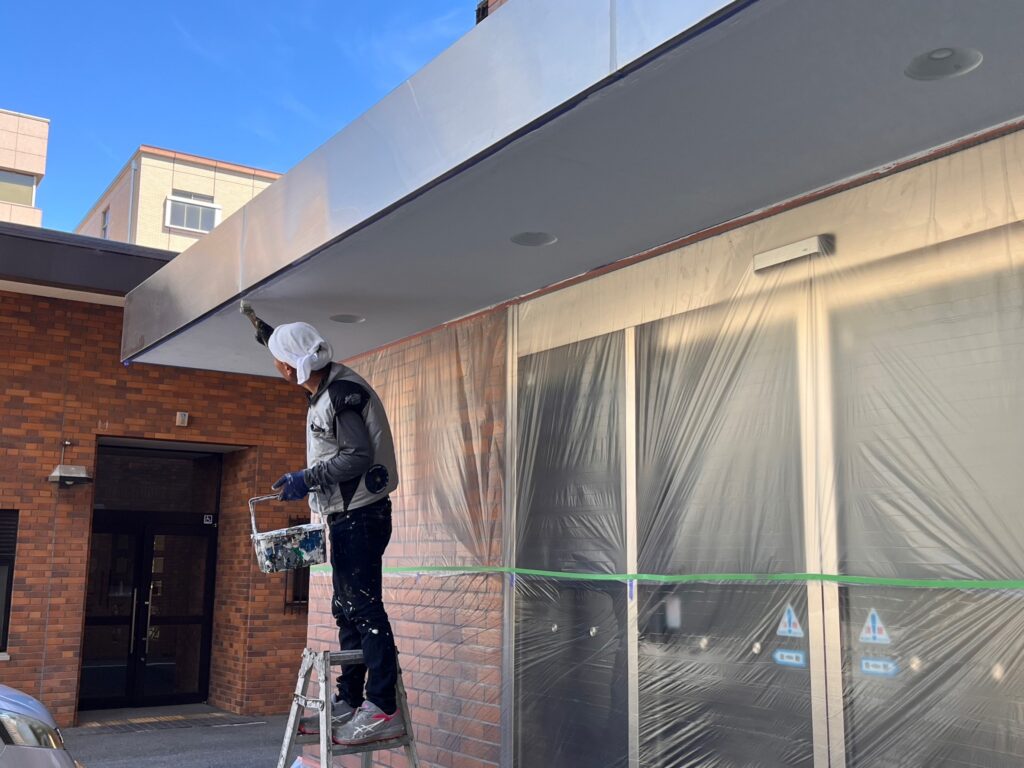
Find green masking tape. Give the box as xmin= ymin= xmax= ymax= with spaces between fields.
xmin=308 ymin=563 xmax=1024 ymax=590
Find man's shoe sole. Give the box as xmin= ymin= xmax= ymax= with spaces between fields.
xmin=332 ymin=730 xmax=407 ymax=746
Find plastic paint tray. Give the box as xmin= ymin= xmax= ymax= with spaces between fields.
xmin=249 ymin=493 xmax=327 ymax=574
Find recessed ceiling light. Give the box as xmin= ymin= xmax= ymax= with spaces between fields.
xmin=330 ymin=313 xmax=366 ymax=324
xmin=905 ymin=47 xmax=982 ymax=81
xmin=511 ymin=231 xmax=558 ymax=247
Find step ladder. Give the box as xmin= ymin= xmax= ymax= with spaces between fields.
xmin=277 ymin=648 xmax=420 ymax=768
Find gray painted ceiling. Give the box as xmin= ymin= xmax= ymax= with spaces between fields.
xmin=133 ymin=0 xmax=1024 ymax=376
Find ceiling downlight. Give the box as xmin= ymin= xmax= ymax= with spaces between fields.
xmin=511 ymin=231 xmax=558 ymax=247
xmin=330 ymin=313 xmax=366 ymax=324
xmin=905 ymin=47 xmax=983 ymax=81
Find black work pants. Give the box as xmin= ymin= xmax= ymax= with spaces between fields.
xmin=329 ymin=496 xmax=398 ymax=713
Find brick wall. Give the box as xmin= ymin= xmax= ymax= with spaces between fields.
xmin=307 ymin=310 xmax=507 ymax=768
xmin=0 ymin=290 xmax=308 ymax=725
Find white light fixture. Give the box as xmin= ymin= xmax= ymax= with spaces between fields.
xmin=905 ymin=47 xmax=983 ymax=81
xmin=752 ymin=234 xmax=833 ymax=272
xmin=48 ymin=440 xmax=93 ymax=487
xmin=330 ymin=313 xmax=366 ymax=324
xmin=511 ymin=231 xmax=558 ymax=247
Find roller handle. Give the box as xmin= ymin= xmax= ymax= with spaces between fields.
xmin=240 ymin=301 xmax=275 ymax=347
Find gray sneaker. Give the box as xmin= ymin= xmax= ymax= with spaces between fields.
xmin=297 ymin=694 xmax=356 ymax=735
xmin=331 ymin=701 xmax=406 ymax=746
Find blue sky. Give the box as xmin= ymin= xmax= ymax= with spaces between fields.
xmin=4 ymin=0 xmax=474 ymax=233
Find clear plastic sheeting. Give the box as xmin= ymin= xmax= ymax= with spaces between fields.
xmin=344 ymin=310 xmax=507 ymax=568
xmin=840 ymin=587 xmax=1024 ymax=766
xmin=638 ymin=584 xmax=813 ymax=767
xmin=833 ymin=267 xmax=1024 ymax=582
xmin=514 ymin=577 xmax=629 ymax=768
xmin=826 ymin=231 xmax=1024 ymax=765
xmin=636 ymin=301 xmax=804 ymax=575
xmin=517 ymin=333 xmax=626 ymax=575
xmin=306 ymin=128 xmax=1024 ymax=768
xmin=510 ymin=128 xmax=1024 ymax=767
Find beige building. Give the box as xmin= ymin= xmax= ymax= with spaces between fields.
xmin=0 ymin=108 xmax=48 ymax=227
xmin=76 ymin=145 xmax=280 ymax=250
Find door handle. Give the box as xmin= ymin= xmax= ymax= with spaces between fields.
xmin=128 ymin=587 xmax=138 ymax=654
xmin=144 ymin=580 xmax=154 ymax=655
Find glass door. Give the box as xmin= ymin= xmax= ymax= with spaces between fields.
xmin=80 ymin=528 xmax=141 ymax=707
xmin=634 ymin=304 xmax=812 ymax=767
xmin=80 ymin=515 xmax=217 ymax=709
xmin=136 ymin=527 xmax=216 ymax=703
xmin=827 ymin=251 xmax=1024 ymax=766
xmin=514 ymin=332 xmax=629 ymax=768
xmin=512 ymin=302 xmax=813 ymax=767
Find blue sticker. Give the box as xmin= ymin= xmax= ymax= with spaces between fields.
xmin=777 ymin=604 xmax=805 ymax=638
xmin=861 ymin=657 xmax=899 ymax=677
xmin=859 ymin=608 xmax=891 ymax=645
xmin=773 ymin=649 xmax=807 ymax=668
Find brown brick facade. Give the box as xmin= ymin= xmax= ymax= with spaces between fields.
xmin=0 ymin=288 xmax=509 ymax=765
xmin=307 ymin=310 xmax=507 ymax=768
xmin=0 ymin=289 xmax=308 ymax=726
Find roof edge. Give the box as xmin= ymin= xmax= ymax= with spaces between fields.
xmin=139 ymin=145 xmax=281 ymax=180
xmin=74 ymin=155 xmax=136 ymax=233
xmin=0 ymin=107 xmax=49 ymax=123
xmin=0 ymin=220 xmax=176 ymax=261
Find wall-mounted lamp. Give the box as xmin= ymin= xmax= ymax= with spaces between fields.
xmin=47 ymin=440 xmax=93 ymax=487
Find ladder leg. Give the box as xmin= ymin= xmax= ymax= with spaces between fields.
xmin=317 ymin=651 xmax=332 ymax=768
xmin=278 ymin=649 xmax=316 ymax=768
xmin=361 ymin=752 xmax=373 ymax=768
xmin=395 ymin=659 xmax=419 ymax=767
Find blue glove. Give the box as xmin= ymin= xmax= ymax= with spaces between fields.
xmin=272 ymin=471 xmax=309 ymax=501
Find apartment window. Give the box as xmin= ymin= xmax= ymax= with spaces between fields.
xmin=0 ymin=511 xmax=17 ymax=652
xmin=165 ymin=189 xmax=220 ymax=234
xmin=0 ymin=170 xmax=34 ymax=207
xmin=100 ymin=207 xmax=110 ymax=239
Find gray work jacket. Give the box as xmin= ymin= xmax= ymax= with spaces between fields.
xmin=303 ymin=362 xmax=398 ymax=516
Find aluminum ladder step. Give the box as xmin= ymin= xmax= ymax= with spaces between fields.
xmin=277 ymin=647 xmax=420 ymax=768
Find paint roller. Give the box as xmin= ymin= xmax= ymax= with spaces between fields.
xmin=240 ymin=300 xmax=275 ymax=347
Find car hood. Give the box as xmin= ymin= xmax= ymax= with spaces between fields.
xmin=0 ymin=685 xmax=58 ymax=729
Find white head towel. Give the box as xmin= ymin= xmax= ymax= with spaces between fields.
xmin=268 ymin=322 xmax=334 ymax=385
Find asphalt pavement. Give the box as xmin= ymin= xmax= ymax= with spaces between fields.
xmin=62 ymin=705 xmax=290 ymax=768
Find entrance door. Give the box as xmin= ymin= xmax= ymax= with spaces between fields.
xmin=80 ymin=513 xmax=217 ymax=709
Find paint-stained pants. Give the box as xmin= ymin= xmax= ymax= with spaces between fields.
xmin=329 ymin=496 xmax=398 ymax=714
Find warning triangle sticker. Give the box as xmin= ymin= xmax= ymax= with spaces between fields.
xmin=859 ymin=608 xmax=891 ymax=645
xmin=777 ymin=604 xmax=804 ymax=638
